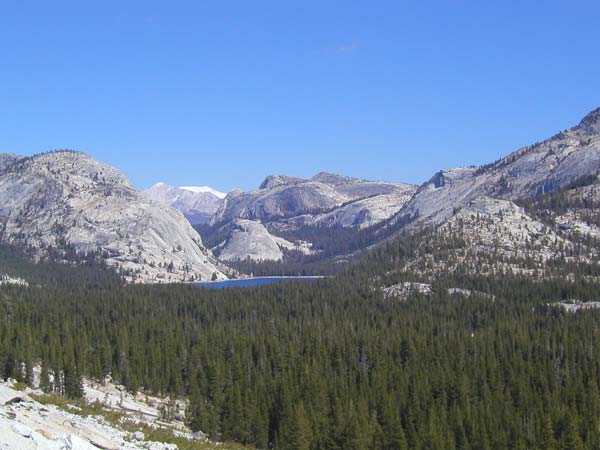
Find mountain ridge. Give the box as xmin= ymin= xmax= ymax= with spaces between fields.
xmin=143 ymin=182 xmax=226 ymax=225
xmin=388 ymin=107 xmax=600 ymax=234
xmin=201 ymin=106 xmax=600 ymax=269
xmin=211 ymin=172 xmax=416 ymax=226
xmin=4 ymin=107 xmax=600 ymax=278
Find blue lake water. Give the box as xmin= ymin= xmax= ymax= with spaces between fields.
xmin=196 ymin=276 xmax=323 ymax=290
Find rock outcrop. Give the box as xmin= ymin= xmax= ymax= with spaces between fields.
xmin=211 ymin=172 xmax=416 ymax=226
xmin=215 ymin=219 xmax=312 ymax=261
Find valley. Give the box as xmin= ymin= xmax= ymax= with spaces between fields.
xmin=4 ymin=3 xmax=600 ymax=449
xmin=1 ymin=107 xmax=600 ymax=450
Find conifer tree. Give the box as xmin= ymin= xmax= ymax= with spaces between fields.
xmin=541 ymin=416 xmax=557 ymax=450
xmin=561 ymin=414 xmax=583 ymax=450
xmin=39 ymin=360 xmax=52 ymax=394
xmin=285 ymin=403 xmax=312 ymax=450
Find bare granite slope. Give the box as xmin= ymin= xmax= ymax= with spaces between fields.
xmin=393 ymin=108 xmax=600 ymax=231
xmin=0 ymin=150 xmax=227 ymax=283
xmin=214 ymin=219 xmax=312 ymax=262
xmin=211 ymin=172 xmax=416 ymax=226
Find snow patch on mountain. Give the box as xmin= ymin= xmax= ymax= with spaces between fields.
xmin=143 ymin=182 xmax=225 ymax=224
xmin=179 ymin=185 xmax=226 ymax=199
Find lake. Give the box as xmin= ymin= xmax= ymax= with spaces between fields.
xmin=196 ymin=276 xmax=324 ymax=289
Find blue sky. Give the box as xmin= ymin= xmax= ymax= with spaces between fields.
xmin=1 ymin=1 xmax=599 ymax=192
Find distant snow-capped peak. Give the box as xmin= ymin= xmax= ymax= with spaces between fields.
xmin=143 ymin=182 xmax=226 ymax=225
xmin=179 ymin=185 xmax=227 ymax=199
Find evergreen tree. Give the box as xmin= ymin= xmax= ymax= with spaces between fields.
xmin=286 ymin=403 xmax=312 ymax=450
xmin=561 ymin=414 xmax=583 ymax=450
xmin=63 ymin=359 xmax=83 ymax=399
xmin=39 ymin=360 xmax=52 ymax=394
xmin=541 ymin=416 xmax=557 ymax=450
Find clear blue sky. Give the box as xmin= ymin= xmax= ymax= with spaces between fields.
xmin=1 ymin=1 xmax=599 ymax=192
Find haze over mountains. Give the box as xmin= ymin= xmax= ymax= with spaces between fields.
xmin=1 ymin=107 xmax=599 ymax=281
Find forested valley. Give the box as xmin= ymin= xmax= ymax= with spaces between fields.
xmin=1 ymin=241 xmax=599 ymax=450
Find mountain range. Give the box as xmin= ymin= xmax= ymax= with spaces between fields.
xmin=1 ymin=107 xmax=599 ymax=281
xmin=143 ymin=182 xmax=226 ymax=225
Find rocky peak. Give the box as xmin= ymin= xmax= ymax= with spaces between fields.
xmin=394 ymin=106 xmax=600 ymax=233
xmin=310 ymin=172 xmax=357 ymax=185
xmin=227 ymin=188 xmax=244 ymax=197
xmin=13 ymin=150 xmax=133 ymax=190
xmin=0 ymin=150 xmax=228 ymax=283
xmin=576 ymin=107 xmax=600 ymax=136
xmin=259 ymin=174 xmax=304 ymax=190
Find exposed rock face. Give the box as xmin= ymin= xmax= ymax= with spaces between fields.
xmin=212 ymin=108 xmax=600 ymax=266
xmin=554 ymin=300 xmax=600 ymax=313
xmin=309 ymin=172 xmax=358 ymax=185
xmin=211 ymin=172 xmax=416 ymax=226
xmin=367 ymin=108 xmax=600 ymax=284
xmin=393 ymin=109 xmax=600 ymax=230
xmin=388 ymin=194 xmax=600 ymax=281
xmin=444 ymin=197 xmax=567 ymax=260
xmin=205 ymin=172 xmax=416 ymax=261
xmin=259 ymin=174 xmax=304 ymax=190
xmin=0 ymin=151 xmax=227 ymax=283
xmin=143 ymin=182 xmax=225 ymax=224
xmin=272 ymin=189 xmax=416 ymax=230
xmin=0 ymin=274 xmax=28 ymax=287
xmin=382 ymin=282 xmax=432 ymax=300
xmin=8 ymin=108 xmax=600 ymax=276
xmin=578 ymin=107 xmax=600 ymax=136
xmin=381 ymin=283 xmax=494 ymax=301
xmin=547 ymin=175 xmax=600 ymax=239
xmin=0 ymin=379 xmax=192 ymax=450
xmin=311 ymin=189 xmax=415 ymax=228
xmin=215 ymin=219 xmax=312 ymax=261
xmin=0 ymin=153 xmax=20 ymax=171
xmin=212 ymin=182 xmax=347 ymax=224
